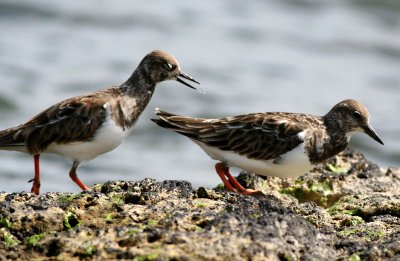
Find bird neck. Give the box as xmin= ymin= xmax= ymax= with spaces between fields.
xmin=121 ymin=67 xmax=157 ymax=97
xmin=322 ymin=113 xmax=348 ymax=142
xmin=110 ymin=68 xmax=157 ymax=130
xmin=306 ymin=115 xmax=349 ymax=164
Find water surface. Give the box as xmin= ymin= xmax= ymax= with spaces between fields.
xmin=0 ymin=0 xmax=399 ymax=193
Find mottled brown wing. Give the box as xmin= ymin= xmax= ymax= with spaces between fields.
xmin=153 ymin=109 xmax=308 ymax=161
xmin=0 ymin=127 xmax=25 ymax=147
xmin=0 ymin=93 xmax=107 ymax=155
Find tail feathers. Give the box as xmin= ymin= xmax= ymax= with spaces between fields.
xmin=0 ymin=127 xmax=25 ymax=147
xmin=152 ymin=108 xmax=176 ymax=128
xmin=152 ymin=108 xmax=208 ymax=139
xmin=154 ymin=108 xmax=177 ymax=119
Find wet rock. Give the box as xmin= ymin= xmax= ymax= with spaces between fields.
xmin=0 ymin=148 xmax=399 ymax=260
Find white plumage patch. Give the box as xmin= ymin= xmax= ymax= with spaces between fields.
xmin=193 ymin=131 xmax=314 ymax=178
xmin=46 ymin=111 xmax=128 ymax=162
xmin=345 ymin=129 xmax=362 ymax=142
xmin=119 ymin=97 xmax=138 ymax=122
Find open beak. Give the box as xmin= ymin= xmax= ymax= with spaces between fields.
xmin=176 ymin=71 xmax=200 ymax=90
xmin=363 ymin=125 xmax=384 ymax=145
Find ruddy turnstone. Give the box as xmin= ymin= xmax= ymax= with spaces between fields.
xmin=153 ymin=99 xmax=383 ymax=195
xmin=0 ymin=50 xmax=199 ymax=195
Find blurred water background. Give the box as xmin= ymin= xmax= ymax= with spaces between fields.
xmin=0 ymin=0 xmax=399 ymax=193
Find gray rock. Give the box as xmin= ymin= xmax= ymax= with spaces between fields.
xmin=0 ymin=148 xmax=399 ymax=260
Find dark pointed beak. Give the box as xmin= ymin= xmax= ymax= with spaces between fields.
xmin=176 ymin=71 xmax=200 ymax=90
xmin=363 ymin=125 xmax=384 ymax=145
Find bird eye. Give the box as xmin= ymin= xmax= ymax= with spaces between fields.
xmin=352 ymin=111 xmax=362 ymax=120
xmin=164 ymin=63 xmax=174 ymax=71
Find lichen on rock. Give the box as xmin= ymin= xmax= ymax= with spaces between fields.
xmin=0 ymin=148 xmax=399 ymax=260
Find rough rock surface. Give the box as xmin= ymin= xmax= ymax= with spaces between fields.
xmin=0 ymin=148 xmax=399 ymax=260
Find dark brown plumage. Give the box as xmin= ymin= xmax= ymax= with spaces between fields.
xmin=153 ymin=99 xmax=383 ymax=195
xmin=0 ymin=50 xmax=199 ymax=195
xmin=154 ymin=111 xmax=308 ymax=161
xmin=0 ymin=92 xmax=108 ymax=155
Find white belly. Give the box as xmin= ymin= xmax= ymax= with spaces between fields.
xmin=46 ymin=114 xmax=129 ymax=162
xmin=194 ymin=140 xmax=313 ymax=178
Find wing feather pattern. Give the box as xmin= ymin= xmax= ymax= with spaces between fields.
xmin=0 ymin=90 xmax=112 ymax=154
xmin=152 ymin=109 xmax=315 ymax=161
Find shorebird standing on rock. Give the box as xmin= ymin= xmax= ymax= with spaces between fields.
xmin=0 ymin=50 xmax=199 ymax=195
xmin=153 ymin=99 xmax=383 ymax=195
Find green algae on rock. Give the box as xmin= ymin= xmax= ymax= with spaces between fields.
xmin=0 ymin=148 xmax=399 ymax=260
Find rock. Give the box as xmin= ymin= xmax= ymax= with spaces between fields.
xmin=0 ymin=148 xmax=399 ymax=260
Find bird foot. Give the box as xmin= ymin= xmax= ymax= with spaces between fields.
xmin=215 ymin=162 xmax=265 ymax=197
xmin=240 ymin=189 xmax=266 ymax=197
xmin=30 ymin=180 xmax=40 ymax=195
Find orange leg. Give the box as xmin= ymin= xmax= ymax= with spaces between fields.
xmin=30 ymin=154 xmax=41 ymax=195
xmin=69 ymin=161 xmax=88 ymax=191
xmin=215 ymin=162 xmax=236 ymax=192
xmin=215 ymin=162 xmax=258 ymax=195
